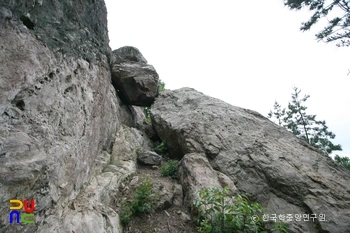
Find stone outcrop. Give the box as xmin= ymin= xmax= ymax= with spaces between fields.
xmin=2 ymin=0 xmax=350 ymax=232
xmin=151 ymin=88 xmax=350 ymax=233
xmin=110 ymin=46 xmax=159 ymax=106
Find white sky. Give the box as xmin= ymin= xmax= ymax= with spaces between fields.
xmin=105 ymin=0 xmax=349 ymax=158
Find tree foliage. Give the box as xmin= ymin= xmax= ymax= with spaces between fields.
xmin=268 ymin=87 xmax=342 ymax=155
xmin=268 ymin=101 xmax=287 ymax=127
xmin=334 ymin=154 xmax=350 ymax=170
xmin=284 ymin=0 xmax=350 ymax=46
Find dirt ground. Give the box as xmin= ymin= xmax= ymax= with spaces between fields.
xmin=119 ymin=164 xmax=198 ymax=233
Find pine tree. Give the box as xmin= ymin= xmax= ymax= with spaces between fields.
xmin=268 ymin=87 xmax=342 ymax=155
xmin=268 ymin=101 xmax=287 ymax=127
xmin=283 ymin=0 xmax=350 ymax=47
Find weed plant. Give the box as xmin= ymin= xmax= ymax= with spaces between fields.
xmin=160 ymin=160 xmax=178 ymax=179
xmin=153 ymin=141 xmax=168 ymax=154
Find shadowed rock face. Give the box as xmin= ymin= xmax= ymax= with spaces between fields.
xmin=151 ymin=87 xmax=350 ymax=233
xmin=1 ymin=0 xmax=110 ymax=61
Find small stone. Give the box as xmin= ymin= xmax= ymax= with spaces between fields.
xmin=129 ymin=176 xmax=139 ymax=188
xmin=180 ymin=212 xmax=191 ymax=222
xmin=137 ymin=151 xmax=162 ymax=165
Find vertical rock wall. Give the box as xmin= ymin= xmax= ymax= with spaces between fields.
xmin=0 ymin=1 xmax=121 ymax=232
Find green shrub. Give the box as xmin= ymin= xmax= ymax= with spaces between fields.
xmin=272 ymin=221 xmax=289 ymax=233
xmin=198 ymin=219 xmax=213 ymax=233
xmin=119 ymin=176 xmax=158 ymax=226
xmin=160 ymin=160 xmax=178 ymax=179
xmin=119 ymin=202 xmax=133 ymax=225
xmin=194 ymin=186 xmax=288 ymax=233
xmin=154 ymin=141 xmax=168 ymax=154
xmin=131 ymin=176 xmax=157 ymax=214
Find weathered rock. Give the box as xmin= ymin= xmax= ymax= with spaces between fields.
xmin=0 ymin=1 xmax=125 ymax=232
xmin=172 ymin=184 xmax=184 ymax=206
xmin=138 ymin=151 xmax=162 ymax=165
xmin=1 ymin=0 xmax=110 ymax=61
xmin=151 ymin=88 xmax=350 ymax=233
xmin=153 ymin=180 xmax=183 ymax=210
xmin=129 ymin=176 xmax=139 ymax=188
xmin=178 ymin=153 xmax=238 ymax=210
xmin=111 ymin=46 xmax=159 ymax=106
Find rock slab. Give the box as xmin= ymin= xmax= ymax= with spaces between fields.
xmin=151 ymin=87 xmax=350 ymax=233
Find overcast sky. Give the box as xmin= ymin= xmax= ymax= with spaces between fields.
xmin=105 ymin=0 xmax=349 ymax=158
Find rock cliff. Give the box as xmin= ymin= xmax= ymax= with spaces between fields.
xmin=1 ymin=0 xmax=129 ymax=232
xmin=1 ymin=1 xmax=350 ymax=233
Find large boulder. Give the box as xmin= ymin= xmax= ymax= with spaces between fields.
xmin=151 ymin=88 xmax=350 ymax=233
xmin=110 ymin=46 xmax=159 ymax=106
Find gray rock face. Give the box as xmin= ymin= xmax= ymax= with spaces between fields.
xmin=1 ymin=0 xmax=110 ymax=61
xmin=0 ymin=1 xmax=125 ymax=232
xmin=111 ymin=46 xmax=159 ymax=106
xmin=151 ymin=88 xmax=350 ymax=233
xmin=38 ymin=126 xmax=144 ymax=233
